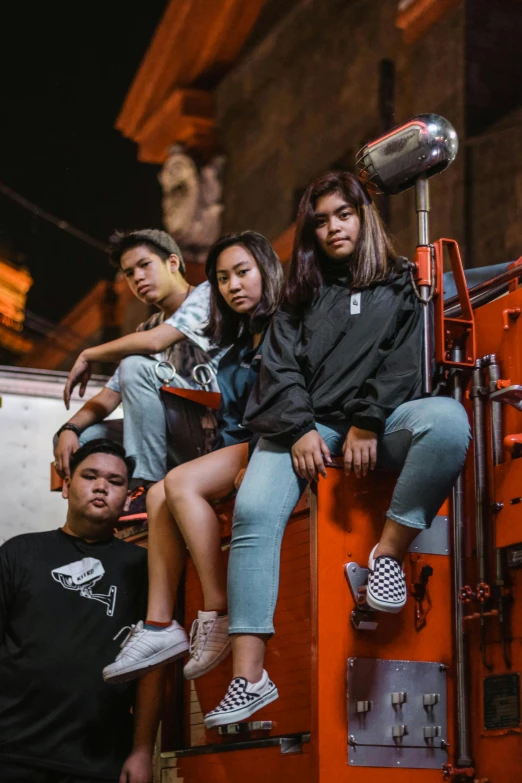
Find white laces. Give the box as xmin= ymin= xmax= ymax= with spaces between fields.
xmin=112 ymin=620 xmax=144 ymax=649
xmin=189 ymin=618 xmax=212 ymax=660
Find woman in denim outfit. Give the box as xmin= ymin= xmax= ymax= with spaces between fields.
xmin=103 ymin=232 xmax=283 ymax=685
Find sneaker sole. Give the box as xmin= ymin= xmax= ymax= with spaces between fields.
xmin=204 ymin=686 xmax=279 ymax=729
xmin=365 ymin=591 xmax=406 ymax=613
xmin=103 ymin=639 xmax=189 ymax=684
xmin=184 ymin=640 xmax=232 ymax=680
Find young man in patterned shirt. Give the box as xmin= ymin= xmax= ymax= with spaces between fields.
xmin=54 ymin=229 xmax=221 ymax=520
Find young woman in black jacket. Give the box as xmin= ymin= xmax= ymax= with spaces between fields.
xmin=103 ymin=232 xmax=283 ymax=685
xmin=205 ymin=171 xmax=471 ymax=728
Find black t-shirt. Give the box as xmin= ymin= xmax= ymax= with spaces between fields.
xmin=0 ymin=529 xmax=147 ymax=779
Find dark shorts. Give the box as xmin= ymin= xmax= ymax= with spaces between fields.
xmin=0 ymin=759 xmax=118 ymax=783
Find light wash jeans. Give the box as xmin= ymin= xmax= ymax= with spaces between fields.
xmin=228 ymin=397 xmax=471 ymax=635
xmin=78 ymin=355 xmax=192 ymax=483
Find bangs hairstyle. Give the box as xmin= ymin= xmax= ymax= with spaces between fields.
xmin=286 ymin=171 xmax=397 ymax=308
xmin=204 ymin=231 xmax=284 ymax=347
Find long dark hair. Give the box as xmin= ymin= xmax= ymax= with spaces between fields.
xmin=204 ymin=231 xmax=284 ymax=347
xmin=286 ymin=171 xmax=397 ymax=308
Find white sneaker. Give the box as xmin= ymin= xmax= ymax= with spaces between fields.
xmin=183 ymin=610 xmax=231 ymax=680
xmin=366 ymin=544 xmax=407 ymax=613
xmin=103 ymin=620 xmax=189 ymax=684
xmin=204 ymin=670 xmax=279 ymax=729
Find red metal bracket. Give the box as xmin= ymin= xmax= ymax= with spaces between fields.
xmin=502 ymin=307 xmax=520 ymax=330
xmin=458 ymin=582 xmax=490 ymax=606
xmin=442 ymin=762 xmax=476 ymax=779
xmin=160 ymin=385 xmax=221 ymax=411
xmin=433 ymin=238 xmax=475 ymax=368
xmin=414 ymin=244 xmax=433 ymax=287
xmin=476 ymin=582 xmax=491 ymax=603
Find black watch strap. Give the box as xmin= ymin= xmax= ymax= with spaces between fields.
xmin=56 ymin=423 xmax=82 ymax=438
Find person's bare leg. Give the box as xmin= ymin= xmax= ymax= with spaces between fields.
xmin=146 ymin=481 xmax=186 ymax=622
xmin=164 ymin=443 xmax=248 ymax=613
xmin=373 ymin=517 xmax=419 ymax=562
xmin=231 ymin=634 xmax=269 ymax=683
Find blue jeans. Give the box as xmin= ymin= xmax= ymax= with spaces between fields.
xmin=228 ymin=397 xmax=471 ymax=635
xmin=78 ymin=355 xmax=203 ymax=483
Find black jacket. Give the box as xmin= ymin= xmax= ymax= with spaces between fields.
xmin=243 ymin=272 xmax=423 ymax=446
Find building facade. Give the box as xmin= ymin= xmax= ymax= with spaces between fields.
xmin=21 ymin=0 xmax=522 ymax=370
xmin=118 ymin=0 xmax=522 ymax=269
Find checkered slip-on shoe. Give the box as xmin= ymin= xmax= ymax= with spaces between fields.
xmin=366 ymin=544 xmax=407 ymax=613
xmin=204 ymin=670 xmax=279 ymax=729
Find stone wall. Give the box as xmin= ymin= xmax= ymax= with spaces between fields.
xmin=393 ymin=1 xmax=465 ymax=260
xmin=216 ymin=0 xmax=466 ymax=263
xmin=468 ymin=106 xmax=522 ymax=268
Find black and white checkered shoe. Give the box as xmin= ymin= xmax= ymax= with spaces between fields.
xmin=366 ymin=545 xmax=407 ymax=613
xmin=204 ymin=670 xmax=278 ymax=729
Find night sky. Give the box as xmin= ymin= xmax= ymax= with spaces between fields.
xmin=0 ymin=1 xmax=167 ymax=325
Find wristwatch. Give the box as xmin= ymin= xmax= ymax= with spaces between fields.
xmin=56 ymin=423 xmax=82 ymax=438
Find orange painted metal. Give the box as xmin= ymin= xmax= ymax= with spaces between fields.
xmin=493 ymin=460 xmax=522 ymax=548
xmin=158 ymin=255 xmax=522 ymax=782
xmin=50 ymin=461 xmax=63 ymax=491
xmin=414 ymin=243 xmax=432 ymax=287
xmin=502 ymin=307 xmax=521 ymax=331
xmin=460 ymin=287 xmax=522 ymax=783
xmin=472 ymin=286 xmax=522 ymax=461
xmin=504 ymin=434 xmax=522 ymax=455
xmin=310 ymin=471 xmax=453 ymax=782
xmin=160 ymin=385 xmax=221 ymax=411
xmin=433 ymin=239 xmax=475 ymax=368
xmin=163 ymin=500 xmax=314 ymax=781
xmin=162 ymin=473 xmax=455 ymax=781
xmin=172 ymin=745 xmax=314 ymax=782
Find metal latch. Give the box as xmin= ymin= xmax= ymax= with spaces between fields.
xmin=280 ymin=734 xmax=309 ymax=755
xmin=423 ymin=693 xmax=440 ymax=707
xmin=391 ymin=692 xmax=407 ymax=706
xmin=392 ymin=724 xmax=409 ymax=740
xmin=351 ymin=608 xmax=378 ymax=631
xmin=344 ymin=562 xmax=378 ymax=630
xmin=423 ymin=725 xmax=442 ymax=739
xmin=356 ymin=700 xmax=372 ymax=714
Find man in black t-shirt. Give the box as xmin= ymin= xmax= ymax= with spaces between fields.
xmin=0 ymin=439 xmax=170 ymax=783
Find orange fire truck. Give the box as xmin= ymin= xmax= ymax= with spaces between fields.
xmin=10 ymin=115 xmax=520 ymax=782
xmin=152 ymin=116 xmax=522 ymax=783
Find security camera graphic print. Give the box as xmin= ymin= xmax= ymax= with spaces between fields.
xmin=52 ymin=557 xmax=117 ymax=616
